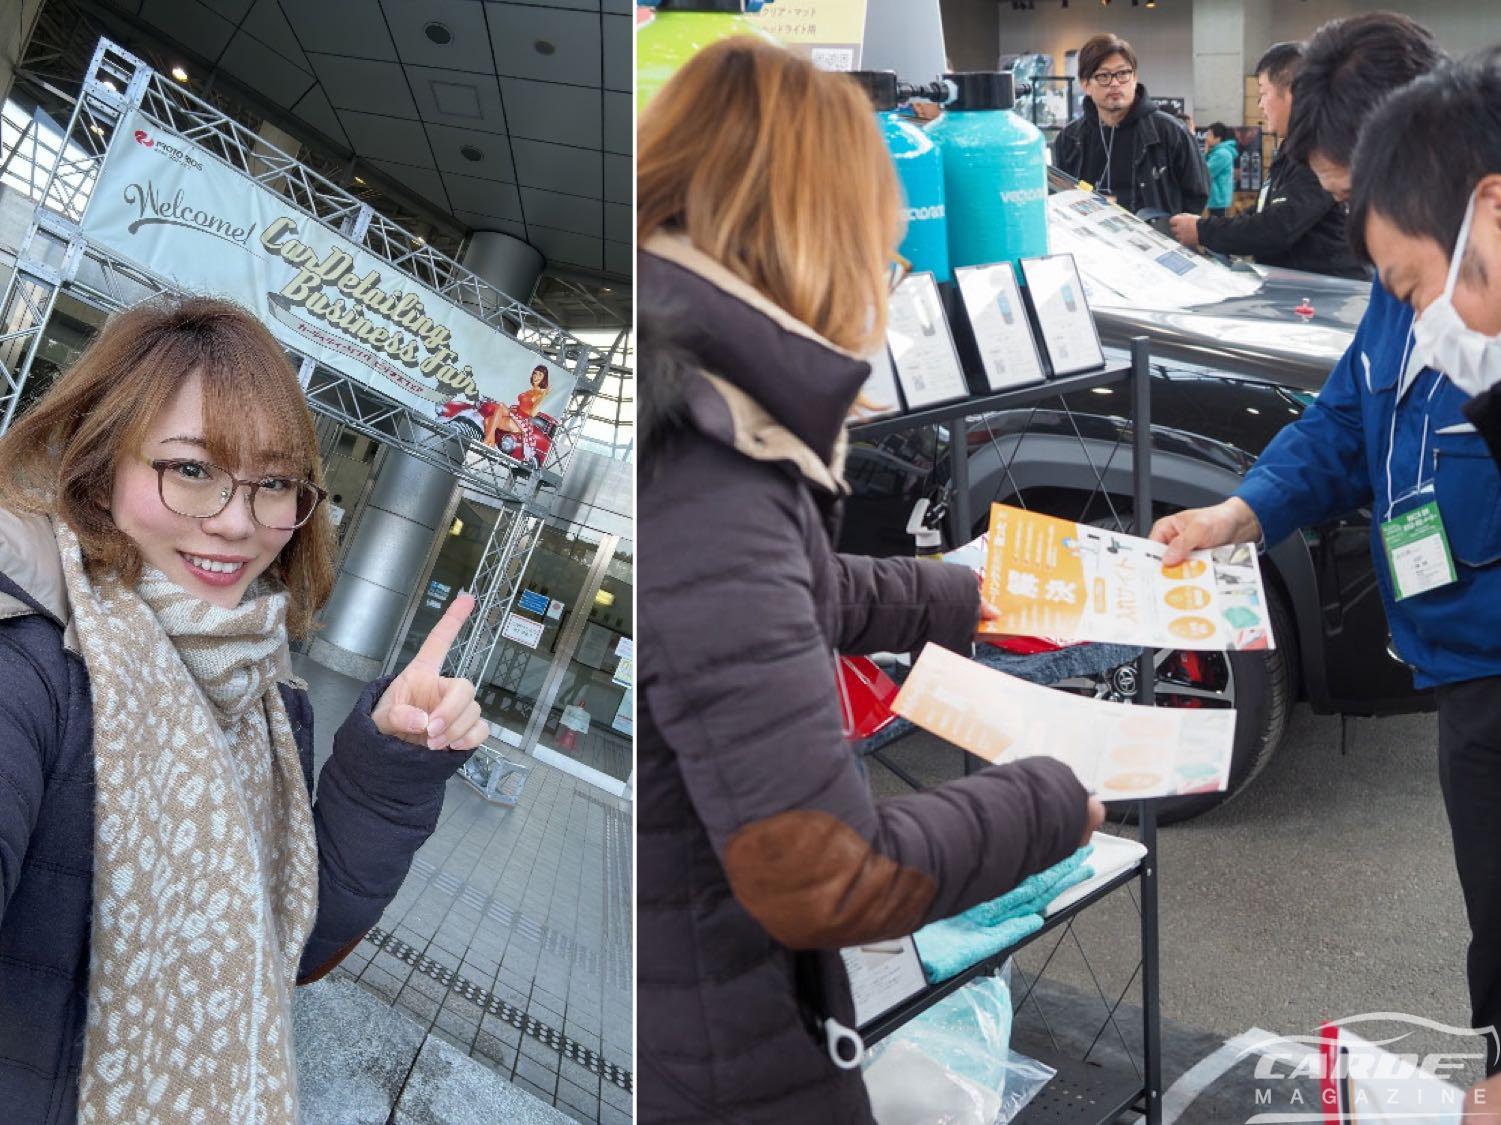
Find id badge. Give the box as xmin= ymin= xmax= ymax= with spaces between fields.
xmin=1379 ymin=486 xmax=1457 ymax=600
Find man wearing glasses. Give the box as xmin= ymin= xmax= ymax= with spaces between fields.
xmin=1053 ymin=33 xmax=1208 ymax=217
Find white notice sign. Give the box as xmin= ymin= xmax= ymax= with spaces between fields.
xmin=500 ymin=615 xmax=544 ymax=650
xmin=955 ymin=263 xmax=1047 ymax=392
xmin=886 ymin=273 xmax=969 ymax=409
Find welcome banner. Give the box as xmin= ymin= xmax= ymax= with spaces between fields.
xmin=82 ymin=112 xmax=574 ymax=451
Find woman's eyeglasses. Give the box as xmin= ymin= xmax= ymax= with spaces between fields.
xmin=887 ymin=254 xmax=912 ymax=294
xmin=146 ymin=457 xmax=327 ymax=530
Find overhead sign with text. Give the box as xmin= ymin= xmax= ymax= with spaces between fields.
xmin=82 ymin=112 xmax=573 ymax=464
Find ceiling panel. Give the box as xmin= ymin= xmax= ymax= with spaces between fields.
xmin=510 ymin=138 xmax=601 ymax=198
xmin=197 ymin=0 xmax=253 ymax=23
xmin=241 ymin=0 xmax=310 ymax=71
xmin=405 ymin=64 xmax=508 ymax=135
xmin=381 ymin=0 xmax=495 ymax=74
xmin=219 ymin=35 xmax=316 ymax=109
xmin=139 ymin=0 xmax=235 ymax=61
xmin=453 ymin=214 xmax=529 ymax=240
xmin=368 ymin=159 xmax=451 ymax=213
xmin=504 ymin=0 xmax=598 ymax=12
xmin=310 ymin=54 xmax=418 ymax=119
xmin=443 ymin=174 xmax=524 ymax=222
xmin=425 ymin=122 xmax=515 ymax=183
xmin=603 ymin=90 xmax=630 ymax=156
xmin=604 ymin=239 xmax=631 ymax=276
xmin=603 ymin=153 xmax=630 ymax=205
xmin=487 ymin=3 xmax=602 ymax=88
xmin=604 ymin=202 xmax=630 ymax=243
xmin=499 ymin=78 xmax=600 ymax=149
xmin=602 ymin=14 xmax=630 ymax=92
xmin=283 ymin=0 xmax=397 ymax=61
xmin=520 ymin=188 xmax=601 ymax=238
xmin=336 ymin=110 xmax=432 ymax=166
xmin=289 ymin=84 xmax=351 ymax=150
xmin=529 ymin=226 xmax=602 ymax=270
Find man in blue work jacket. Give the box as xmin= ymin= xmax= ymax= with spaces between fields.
xmin=1154 ymin=19 xmax=1501 ymax=1080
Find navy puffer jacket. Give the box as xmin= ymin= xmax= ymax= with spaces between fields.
xmin=0 ymin=510 xmax=473 ymax=1123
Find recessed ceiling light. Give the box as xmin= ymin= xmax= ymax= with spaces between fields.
xmin=353 ymin=175 xmax=365 ymax=185
xmin=414 ymin=236 xmax=426 ymax=246
xmin=171 ymin=65 xmax=189 ymax=82
xmin=424 ymin=22 xmax=452 ymax=45
xmin=460 ymin=145 xmax=484 ymax=162
xmin=534 ymin=39 xmax=556 ymax=56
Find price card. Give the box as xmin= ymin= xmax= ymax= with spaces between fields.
xmin=955 ymin=262 xmax=1047 ymax=392
xmin=886 ymin=272 xmax=970 ymax=409
xmin=1019 ymin=253 xmax=1106 ymax=376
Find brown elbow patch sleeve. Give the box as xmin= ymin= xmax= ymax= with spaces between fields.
xmin=721 ymin=810 xmax=937 ymax=949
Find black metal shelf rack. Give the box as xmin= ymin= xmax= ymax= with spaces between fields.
xmin=847 ymin=337 xmax=1162 ymax=1125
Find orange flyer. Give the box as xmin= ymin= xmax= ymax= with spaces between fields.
xmin=978 ymin=504 xmax=1274 ymax=652
xmin=892 ymin=644 xmax=1236 ymax=799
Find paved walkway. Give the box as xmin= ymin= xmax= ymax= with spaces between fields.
xmin=293 ymin=656 xmax=634 ymax=1125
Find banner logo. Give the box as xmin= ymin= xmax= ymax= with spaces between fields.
xmin=133 ymin=129 xmax=153 ymax=147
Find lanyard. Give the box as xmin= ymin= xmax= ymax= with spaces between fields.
xmin=1097 ymin=122 xmax=1116 ymax=194
xmin=1383 ymin=322 xmax=1445 ymax=521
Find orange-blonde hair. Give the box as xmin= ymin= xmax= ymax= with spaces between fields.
xmin=637 ymin=37 xmax=902 ymax=353
xmin=0 ymin=295 xmax=335 ymax=638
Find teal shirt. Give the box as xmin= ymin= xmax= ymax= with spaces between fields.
xmin=1206 ymin=138 xmax=1238 ymax=210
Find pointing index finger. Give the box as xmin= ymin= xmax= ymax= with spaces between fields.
xmin=413 ymin=591 xmax=476 ymax=668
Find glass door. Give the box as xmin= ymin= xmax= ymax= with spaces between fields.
xmin=527 ymin=537 xmax=633 ymax=787
xmin=389 ymin=498 xmax=501 ymax=671
xmin=474 ymin=521 xmax=608 ymax=750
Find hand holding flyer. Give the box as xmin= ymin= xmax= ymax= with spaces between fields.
xmin=977 ymin=504 xmax=1274 ymax=651
xmin=892 ymin=645 xmax=1237 ymax=800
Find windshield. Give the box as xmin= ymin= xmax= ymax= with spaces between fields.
xmin=1045 ymin=168 xmax=1264 ymax=311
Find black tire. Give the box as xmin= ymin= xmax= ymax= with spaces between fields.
xmin=986 ymin=503 xmax=1297 ymax=825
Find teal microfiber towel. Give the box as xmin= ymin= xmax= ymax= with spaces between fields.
xmin=962 ymin=845 xmax=1093 ymax=927
xmin=912 ymin=846 xmax=1095 ymax=983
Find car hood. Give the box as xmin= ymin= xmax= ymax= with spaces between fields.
xmin=1093 ymin=268 xmax=1370 ymax=391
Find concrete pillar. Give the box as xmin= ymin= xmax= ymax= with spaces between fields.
xmin=0 ymin=0 xmax=45 ymax=107
xmin=462 ymin=230 xmax=545 ymax=308
xmin=1192 ymin=0 xmax=1246 ymax=128
xmin=307 ymin=448 xmax=457 ymax=680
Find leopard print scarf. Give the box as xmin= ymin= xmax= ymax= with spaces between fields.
xmin=55 ymin=521 xmax=318 ymax=1123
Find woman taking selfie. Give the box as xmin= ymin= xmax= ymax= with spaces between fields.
xmin=637 ymin=39 xmax=1102 ymax=1123
xmin=0 ymin=297 xmax=489 ymax=1122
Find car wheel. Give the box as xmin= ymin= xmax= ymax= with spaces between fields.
xmin=1007 ymin=505 xmax=1296 ymax=825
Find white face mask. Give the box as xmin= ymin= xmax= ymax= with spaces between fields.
xmin=1410 ymin=190 xmax=1501 ymax=397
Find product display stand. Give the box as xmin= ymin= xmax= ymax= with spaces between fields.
xmin=848 ymin=336 xmax=1161 ymax=1124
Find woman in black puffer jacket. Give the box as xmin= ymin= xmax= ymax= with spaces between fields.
xmin=637 ymin=39 xmax=1103 ymax=1124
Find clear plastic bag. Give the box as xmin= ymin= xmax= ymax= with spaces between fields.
xmin=863 ymin=962 xmax=1056 ymax=1124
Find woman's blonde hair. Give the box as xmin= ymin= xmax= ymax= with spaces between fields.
xmin=637 ymin=37 xmax=902 ymax=353
xmin=0 ymin=295 xmax=335 ymax=639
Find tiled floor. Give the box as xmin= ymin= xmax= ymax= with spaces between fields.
xmin=293 ymin=655 xmax=634 ymax=1125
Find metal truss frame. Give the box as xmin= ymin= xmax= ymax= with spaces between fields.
xmin=0 ymin=34 xmax=616 ymax=681
xmin=444 ymin=505 xmax=547 ymax=684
